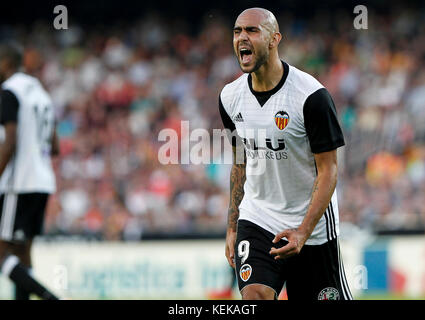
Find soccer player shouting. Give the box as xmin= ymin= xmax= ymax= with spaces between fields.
xmin=219 ymin=8 xmax=352 ymax=300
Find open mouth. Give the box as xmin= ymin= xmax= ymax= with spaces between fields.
xmin=240 ymin=48 xmax=253 ymax=64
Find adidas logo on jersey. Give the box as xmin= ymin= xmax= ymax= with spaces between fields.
xmin=234 ymin=112 xmax=244 ymax=122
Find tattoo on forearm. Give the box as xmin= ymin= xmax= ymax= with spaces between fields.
xmin=228 ymin=148 xmax=246 ymax=231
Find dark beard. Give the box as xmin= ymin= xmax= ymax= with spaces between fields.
xmin=244 ymin=48 xmax=269 ymax=74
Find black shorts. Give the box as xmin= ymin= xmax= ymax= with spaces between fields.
xmin=0 ymin=192 xmax=49 ymax=242
xmin=235 ymin=219 xmax=353 ymax=300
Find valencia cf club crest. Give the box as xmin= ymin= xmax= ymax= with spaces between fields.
xmin=239 ymin=264 xmax=252 ymax=282
xmin=275 ymin=111 xmax=289 ymax=130
xmin=318 ymin=287 xmax=340 ymax=300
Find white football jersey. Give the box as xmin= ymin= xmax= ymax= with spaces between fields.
xmin=219 ymin=62 xmax=345 ymax=245
xmin=0 ymin=72 xmax=56 ymax=193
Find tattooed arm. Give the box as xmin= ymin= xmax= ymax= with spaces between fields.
xmin=228 ymin=145 xmax=247 ymax=231
xmin=270 ymin=149 xmax=338 ymax=259
xmin=225 ymin=145 xmax=246 ymax=268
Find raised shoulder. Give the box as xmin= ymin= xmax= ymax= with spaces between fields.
xmin=286 ymin=64 xmax=325 ymax=103
xmin=2 ymin=72 xmax=40 ymax=97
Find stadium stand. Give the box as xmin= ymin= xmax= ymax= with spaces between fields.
xmin=1 ymin=2 xmax=424 ymax=241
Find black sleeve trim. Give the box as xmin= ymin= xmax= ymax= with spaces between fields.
xmin=218 ymin=95 xmax=240 ymax=147
xmin=303 ymin=88 xmax=345 ymax=153
xmin=0 ymin=89 xmax=19 ymax=125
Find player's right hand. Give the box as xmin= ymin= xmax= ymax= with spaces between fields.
xmin=225 ymin=229 xmax=237 ymax=269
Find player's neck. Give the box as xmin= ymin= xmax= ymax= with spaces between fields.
xmin=3 ymin=68 xmax=18 ymax=81
xmin=251 ymin=57 xmax=283 ymax=92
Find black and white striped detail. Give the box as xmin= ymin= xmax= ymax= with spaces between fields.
xmin=314 ymin=159 xmax=338 ymax=243
xmin=0 ymin=193 xmax=18 ymax=241
xmin=337 ymin=239 xmax=353 ymax=300
xmin=324 ymin=202 xmax=337 ymax=241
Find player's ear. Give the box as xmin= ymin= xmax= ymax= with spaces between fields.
xmin=269 ymin=32 xmax=282 ymax=49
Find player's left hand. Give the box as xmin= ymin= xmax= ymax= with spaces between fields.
xmin=269 ymin=228 xmax=308 ymax=260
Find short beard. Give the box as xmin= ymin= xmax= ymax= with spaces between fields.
xmin=239 ymin=47 xmax=269 ymax=74
xmin=249 ymin=49 xmax=269 ymax=73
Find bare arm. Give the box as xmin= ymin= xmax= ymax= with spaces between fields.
xmin=228 ymin=146 xmax=246 ymax=231
xmin=298 ymin=150 xmax=338 ymax=238
xmin=270 ymin=149 xmax=338 ymax=259
xmin=225 ymin=145 xmax=246 ymax=267
xmin=50 ymin=123 xmax=60 ymax=156
xmin=0 ymin=123 xmax=17 ymax=176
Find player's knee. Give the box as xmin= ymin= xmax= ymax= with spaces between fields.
xmin=242 ymin=284 xmax=275 ymax=300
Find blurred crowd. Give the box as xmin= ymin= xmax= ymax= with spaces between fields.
xmin=2 ymin=7 xmax=425 ymax=240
